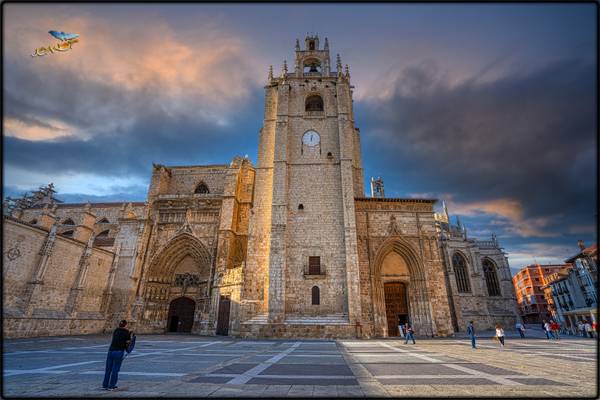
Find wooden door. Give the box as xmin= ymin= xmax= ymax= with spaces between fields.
xmin=384 ymin=282 xmax=408 ymax=336
xmin=216 ymin=296 xmax=231 ymax=336
xmin=167 ymin=297 xmax=195 ymax=333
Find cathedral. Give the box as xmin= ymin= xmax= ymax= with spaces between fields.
xmin=3 ymin=35 xmax=518 ymax=339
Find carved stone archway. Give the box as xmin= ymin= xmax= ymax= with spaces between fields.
xmin=372 ymin=237 xmax=435 ymax=337
xmin=141 ymin=233 xmax=212 ymax=332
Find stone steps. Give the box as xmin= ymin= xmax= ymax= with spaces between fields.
xmin=243 ymin=314 xmax=269 ymax=324
xmin=243 ymin=313 xmax=351 ymax=325
xmin=284 ymin=314 xmax=349 ymax=325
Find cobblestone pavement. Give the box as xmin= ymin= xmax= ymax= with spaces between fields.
xmin=2 ymin=334 xmax=597 ymax=397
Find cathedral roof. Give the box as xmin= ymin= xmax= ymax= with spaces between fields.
xmin=29 ymin=201 xmax=146 ymax=209
xmin=355 ymin=197 xmax=437 ymax=203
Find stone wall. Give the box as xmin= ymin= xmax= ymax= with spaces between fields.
xmin=441 ymin=235 xmax=518 ymax=332
xmin=20 ymin=202 xmax=146 ymax=245
xmin=239 ymin=321 xmax=357 ymax=339
xmin=3 ymin=217 xmax=115 ymax=338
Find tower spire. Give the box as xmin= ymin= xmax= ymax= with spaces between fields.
xmin=324 ymin=37 xmax=329 ymax=51
xmin=295 ymin=38 xmax=300 ymax=51
xmin=268 ymin=65 xmax=273 ymax=81
xmin=443 ymin=200 xmax=449 ymax=222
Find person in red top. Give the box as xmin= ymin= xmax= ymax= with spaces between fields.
xmin=550 ymin=321 xmax=560 ymax=340
xmin=592 ymin=321 xmax=597 ymax=338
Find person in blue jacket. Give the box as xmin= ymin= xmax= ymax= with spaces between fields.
xmin=102 ymin=320 xmax=132 ymax=391
xmin=467 ymin=321 xmax=476 ymax=349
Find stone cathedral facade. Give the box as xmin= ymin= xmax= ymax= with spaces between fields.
xmin=3 ymin=36 xmax=517 ymax=339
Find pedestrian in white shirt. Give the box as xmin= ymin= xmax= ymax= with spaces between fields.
xmin=585 ymin=321 xmax=593 ymax=338
xmin=577 ymin=321 xmax=584 ymax=337
xmin=543 ymin=321 xmax=553 ymax=340
xmin=495 ymin=324 xmax=505 ymax=348
xmin=515 ymin=322 xmax=525 ymax=338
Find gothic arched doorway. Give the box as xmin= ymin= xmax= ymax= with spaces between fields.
xmin=372 ymin=238 xmax=435 ymax=337
xmin=141 ymin=233 xmax=212 ymax=333
xmin=381 ymin=251 xmax=410 ymax=336
xmin=167 ymin=297 xmax=196 ymax=333
xmin=384 ymin=282 xmax=409 ymax=336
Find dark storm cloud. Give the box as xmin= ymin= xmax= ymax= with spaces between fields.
xmin=356 ymin=57 xmax=597 ymax=231
xmin=3 ymin=56 xmax=263 ymax=178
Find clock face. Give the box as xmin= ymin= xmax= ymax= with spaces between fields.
xmin=302 ymin=130 xmax=320 ymax=146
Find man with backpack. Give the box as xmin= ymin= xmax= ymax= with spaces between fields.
xmin=102 ymin=320 xmax=134 ymax=391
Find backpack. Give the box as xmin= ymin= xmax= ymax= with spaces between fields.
xmin=125 ymin=334 xmax=136 ymax=354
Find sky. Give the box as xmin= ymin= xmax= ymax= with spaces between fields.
xmin=3 ymin=3 xmax=597 ymax=274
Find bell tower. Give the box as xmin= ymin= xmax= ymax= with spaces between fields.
xmin=244 ymin=35 xmax=364 ymax=332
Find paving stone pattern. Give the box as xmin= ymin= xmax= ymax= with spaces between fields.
xmin=2 ymin=334 xmax=597 ymax=397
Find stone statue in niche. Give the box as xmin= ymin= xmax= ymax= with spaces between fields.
xmin=388 ymin=215 xmax=401 ymax=236
xmin=182 ymin=273 xmax=192 ymax=295
xmin=175 ymin=273 xmax=200 ymax=295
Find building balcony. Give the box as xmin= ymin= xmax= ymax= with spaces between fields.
xmin=304 ymin=111 xmax=324 ymax=117
xmin=303 ymin=264 xmax=326 ymax=279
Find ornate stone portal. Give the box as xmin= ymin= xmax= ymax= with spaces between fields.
xmin=139 ymin=233 xmax=212 ymax=333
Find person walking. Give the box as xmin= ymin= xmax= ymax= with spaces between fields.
xmin=592 ymin=321 xmax=597 ymax=338
xmin=398 ymin=316 xmax=405 ymax=338
xmin=543 ymin=320 xmax=552 ymax=340
xmin=467 ymin=321 xmax=477 ymax=349
xmin=495 ymin=324 xmax=505 ymax=348
xmin=515 ymin=321 xmax=525 ymax=338
xmin=550 ymin=321 xmax=560 ymax=340
xmin=102 ymin=320 xmax=132 ymax=391
xmin=404 ymin=323 xmax=416 ymax=344
xmin=584 ymin=321 xmax=593 ymax=338
xmin=577 ymin=321 xmax=584 ymax=337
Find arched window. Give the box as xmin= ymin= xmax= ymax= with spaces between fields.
xmin=62 ymin=218 xmax=75 ymax=225
xmin=452 ymin=252 xmax=471 ymax=293
xmin=483 ymin=258 xmax=501 ymax=296
xmin=96 ymin=230 xmax=110 ymax=238
xmin=30 ymin=219 xmax=38 ymax=225
xmin=312 ymin=286 xmax=320 ymax=305
xmin=303 ymin=58 xmax=321 ymax=74
xmin=298 ymin=204 xmax=304 ymax=210
xmin=98 ymin=217 xmax=110 ymax=224
xmin=195 ymin=182 xmax=209 ymax=194
xmin=305 ymin=95 xmax=324 ymax=112
xmin=62 ymin=230 xmax=74 ymax=238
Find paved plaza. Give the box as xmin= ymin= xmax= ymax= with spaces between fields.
xmin=2 ymin=333 xmax=597 ymax=398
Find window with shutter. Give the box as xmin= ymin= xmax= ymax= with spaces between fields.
xmin=309 ymin=256 xmax=320 ymax=275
